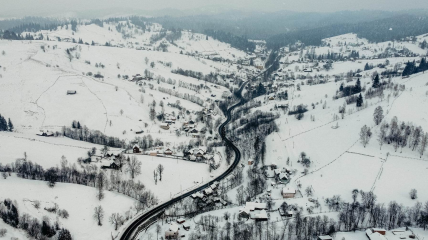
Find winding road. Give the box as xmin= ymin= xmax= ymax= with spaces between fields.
xmin=119 ymin=80 xmax=249 ymax=240
xmin=120 ymin=51 xmax=281 ymax=240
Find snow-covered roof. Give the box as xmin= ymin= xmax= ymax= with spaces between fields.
xmin=169 ymin=223 xmax=179 ymax=232
xmin=368 ymin=232 xmax=387 ymax=240
xmin=183 ymin=222 xmax=190 ymax=228
xmin=250 ymin=210 xmax=268 ymax=220
xmin=372 ymin=228 xmax=386 ymax=232
xmin=318 ymin=236 xmax=333 ymax=240
xmin=191 ymin=192 xmax=204 ymax=198
xmin=282 ymin=187 xmax=296 ymax=194
xmin=204 ymin=188 xmax=213 ymax=195
xmin=245 ymin=202 xmax=267 ymax=210
xmin=279 ymin=173 xmax=288 ymax=180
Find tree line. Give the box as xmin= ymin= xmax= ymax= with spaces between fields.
xmin=402 ymin=57 xmax=428 ymax=77
xmin=1 ymin=156 xmax=159 ymax=211
xmin=332 ymin=190 xmax=428 ymax=232
xmin=60 ymin=123 xmax=126 ymax=149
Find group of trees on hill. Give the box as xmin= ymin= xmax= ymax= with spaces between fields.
xmin=338 ymin=78 xmax=362 ymax=98
xmin=0 ymin=199 xmax=72 ymax=240
xmin=172 ymin=68 xmax=231 ymax=88
xmin=377 ymin=116 xmax=428 ymax=155
xmin=203 ymin=29 xmax=255 ymax=52
xmin=2 ymin=155 xmax=158 ymax=210
xmin=60 ymin=122 xmax=126 ymax=149
xmin=402 ymin=57 xmax=428 ymax=77
xmin=0 ymin=114 xmax=13 ymax=132
xmin=334 ymin=191 xmax=428 ymax=232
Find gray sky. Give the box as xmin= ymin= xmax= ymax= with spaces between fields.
xmin=1 ymin=0 xmax=428 ymax=18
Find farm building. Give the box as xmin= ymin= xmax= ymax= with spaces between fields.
xmin=67 ymin=90 xmax=77 ymax=95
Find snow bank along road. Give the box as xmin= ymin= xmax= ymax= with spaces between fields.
xmin=119 ymin=80 xmax=249 ymax=240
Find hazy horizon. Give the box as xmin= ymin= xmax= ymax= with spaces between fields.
xmin=1 ymin=0 xmax=428 ymax=18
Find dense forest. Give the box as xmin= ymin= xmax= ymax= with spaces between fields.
xmin=267 ymin=14 xmax=428 ymax=49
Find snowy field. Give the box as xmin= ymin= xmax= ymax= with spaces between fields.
xmin=263 ymin=70 xmax=428 ymax=206
xmin=0 ymin=175 xmax=136 ymax=240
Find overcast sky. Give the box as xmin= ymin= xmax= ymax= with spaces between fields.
xmin=1 ymin=0 xmax=428 ymax=18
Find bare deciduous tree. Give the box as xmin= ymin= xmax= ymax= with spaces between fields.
xmin=126 ymin=156 xmax=142 ymax=179
xmin=93 ymin=205 xmax=104 ymax=226
xmin=410 ymin=189 xmax=418 ymax=200
xmin=373 ymin=106 xmax=384 ymax=125
xmin=156 ymin=164 xmax=164 ymax=181
xmin=109 ymin=213 xmax=124 ymax=230
xmin=96 ymin=171 xmax=106 ymax=200
xmin=360 ymin=125 xmax=372 ymax=148
xmin=378 ymin=122 xmax=387 ymax=150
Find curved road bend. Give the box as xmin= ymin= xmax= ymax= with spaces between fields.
xmin=120 ymin=80 xmax=249 ymax=240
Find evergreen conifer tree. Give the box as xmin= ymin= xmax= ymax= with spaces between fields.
xmin=372 ymin=74 xmax=380 ymax=88
xmin=356 ymin=93 xmax=363 ymax=107
xmin=7 ymin=118 xmax=13 ymax=132
xmin=354 ymin=78 xmax=361 ymax=93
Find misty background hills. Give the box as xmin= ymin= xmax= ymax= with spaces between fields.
xmin=1 ymin=9 xmax=428 ymax=52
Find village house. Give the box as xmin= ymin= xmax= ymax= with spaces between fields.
xmin=239 ymin=202 xmax=268 ymax=220
xmin=37 ymin=130 xmax=54 ymax=137
xmin=366 ymin=229 xmax=387 ymax=240
xmin=278 ymin=173 xmax=289 ymax=183
xmin=239 ymin=208 xmax=251 ymax=219
xmin=164 ymin=148 xmax=173 ymax=155
xmin=182 ymin=222 xmax=190 ymax=231
xmin=191 ymin=192 xmax=204 ymax=199
xmin=203 ymin=187 xmax=213 ymax=196
xmin=370 ymin=228 xmax=387 ymax=235
xmin=101 ymin=162 xmax=120 ymax=170
xmin=282 ymin=187 xmax=296 ymax=198
xmin=148 ymin=150 xmax=159 ymax=156
xmin=165 ymin=223 xmax=179 ymax=240
xmin=133 ymin=145 xmax=141 ymax=153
